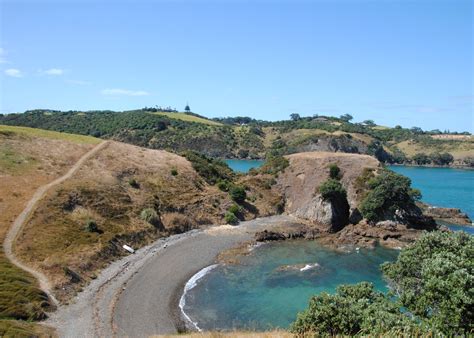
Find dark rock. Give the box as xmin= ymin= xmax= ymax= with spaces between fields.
xmin=255 ymin=230 xmax=287 ymax=242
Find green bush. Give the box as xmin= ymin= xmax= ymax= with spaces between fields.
xmin=182 ymin=151 xmax=234 ymax=185
xmin=381 ymin=231 xmax=473 ymax=334
xmin=318 ymin=178 xmax=347 ymax=202
xmin=328 ymin=163 xmax=341 ymax=180
xmin=140 ymin=208 xmax=161 ymax=228
xmin=224 ymin=211 xmax=239 ymax=225
xmin=84 ymin=219 xmax=100 ymax=233
xmin=229 ymin=186 xmax=247 ymax=203
xmin=228 ymin=204 xmax=241 ymax=215
xmin=359 ymin=169 xmax=421 ymax=223
xmin=170 ymin=168 xmax=178 ymax=176
xmin=290 ymin=282 xmax=418 ymax=335
xmin=128 ymin=178 xmax=139 ymax=188
xmin=216 ymin=179 xmax=232 ymax=192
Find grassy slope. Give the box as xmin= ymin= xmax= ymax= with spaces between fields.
xmin=151 ymin=111 xmax=223 ymax=126
xmin=0 ymin=125 xmax=101 ymax=145
xmin=0 ymin=126 xmax=100 ymax=335
xmin=394 ymin=139 xmax=474 ymax=160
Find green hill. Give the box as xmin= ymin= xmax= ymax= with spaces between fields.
xmin=1 ymin=109 xmax=472 ymax=167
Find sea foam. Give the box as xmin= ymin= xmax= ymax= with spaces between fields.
xmin=179 ymin=264 xmax=219 ymax=331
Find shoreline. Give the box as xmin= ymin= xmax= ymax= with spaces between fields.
xmin=46 ymin=215 xmax=297 ymax=337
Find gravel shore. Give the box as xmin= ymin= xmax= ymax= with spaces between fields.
xmin=46 ymin=215 xmax=295 ymax=337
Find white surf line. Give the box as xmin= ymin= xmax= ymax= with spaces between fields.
xmin=179 ymin=264 xmax=219 ymax=332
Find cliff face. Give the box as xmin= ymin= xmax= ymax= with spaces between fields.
xmin=276 ymin=152 xmax=381 ymax=232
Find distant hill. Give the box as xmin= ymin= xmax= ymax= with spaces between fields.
xmin=1 ymin=109 xmax=473 ymax=167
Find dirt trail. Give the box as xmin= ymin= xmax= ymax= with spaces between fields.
xmin=3 ymin=140 xmax=109 ymax=306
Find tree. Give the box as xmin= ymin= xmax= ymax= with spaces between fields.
xmin=363 ymin=119 xmax=376 ymax=127
xmin=382 ymin=231 xmax=473 ymax=334
xmin=290 ymin=113 xmax=301 ymax=121
xmin=412 ymin=153 xmax=431 ymax=165
xmin=340 ymin=114 xmax=353 ymax=122
xmin=359 ymin=169 xmax=421 ymax=223
xmin=410 ymin=126 xmax=423 ymax=134
xmin=430 ymin=152 xmax=454 ymax=165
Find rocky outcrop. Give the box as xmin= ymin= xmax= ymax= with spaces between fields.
xmin=418 ymin=202 xmax=472 ymax=226
xmin=276 ymin=152 xmax=380 ymax=232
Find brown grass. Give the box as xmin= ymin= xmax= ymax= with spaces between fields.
xmin=0 ymin=128 xmax=98 ymax=332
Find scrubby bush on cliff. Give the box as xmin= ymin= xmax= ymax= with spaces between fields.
xmin=182 ymin=151 xmax=234 ymax=185
xmin=292 ymin=231 xmax=472 ymax=336
xmin=319 ymin=179 xmax=347 ymax=202
xmin=140 ymin=208 xmax=162 ymax=228
xmin=84 ymin=219 xmax=100 ymax=233
xmin=359 ymin=169 xmax=421 ymax=223
xmin=224 ymin=211 xmax=239 ymax=225
xmin=229 ymin=185 xmax=247 ymax=203
xmin=328 ymin=163 xmax=341 ymax=180
xmin=381 ymin=231 xmax=474 ymax=334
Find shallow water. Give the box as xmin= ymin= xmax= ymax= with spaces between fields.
xmin=182 ymin=241 xmax=398 ymax=331
xmin=225 ymin=159 xmax=264 ymax=173
xmin=188 ymin=162 xmax=473 ymax=330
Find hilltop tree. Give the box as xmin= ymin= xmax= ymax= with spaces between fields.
xmin=290 ymin=113 xmax=301 ymax=121
xmin=362 ymin=119 xmax=375 ymax=127
xmin=340 ymin=114 xmax=353 ymax=122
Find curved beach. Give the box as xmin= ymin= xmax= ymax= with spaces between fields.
xmin=47 ymin=215 xmax=296 ymax=337
xmin=113 ymin=215 xmax=295 ymax=337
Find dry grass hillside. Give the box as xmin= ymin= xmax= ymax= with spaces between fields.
xmin=0 ymin=125 xmax=100 ymax=336
xmin=12 ymin=141 xmax=281 ymax=302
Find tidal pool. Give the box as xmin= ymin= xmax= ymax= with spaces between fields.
xmin=181 ymin=241 xmax=398 ymax=331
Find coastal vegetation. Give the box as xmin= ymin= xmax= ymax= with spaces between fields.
xmin=292 ymin=231 xmax=474 ymax=336
xmin=359 ymin=169 xmax=422 ymax=223
xmin=1 ymin=109 xmax=472 ymax=166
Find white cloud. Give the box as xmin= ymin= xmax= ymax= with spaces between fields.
xmin=101 ymin=88 xmax=149 ymax=96
xmin=41 ymin=68 xmax=65 ymax=76
xmin=4 ymin=68 xmax=23 ymax=78
xmin=67 ymin=79 xmax=91 ymax=85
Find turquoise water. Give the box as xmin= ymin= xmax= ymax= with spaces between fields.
xmin=389 ymin=166 xmax=474 ymax=219
xmin=225 ymin=159 xmax=264 ymax=173
xmin=183 ymin=242 xmax=398 ymax=331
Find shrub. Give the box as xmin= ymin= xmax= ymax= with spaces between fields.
xmin=140 ymin=208 xmax=162 ymax=228
xmin=182 ymin=151 xmax=234 ymax=185
xmin=359 ymin=169 xmax=421 ymax=223
xmin=229 ymin=186 xmax=247 ymax=203
xmin=170 ymin=168 xmax=178 ymax=176
xmin=228 ymin=204 xmax=241 ymax=215
xmin=224 ymin=211 xmax=239 ymax=225
xmin=216 ymin=179 xmax=232 ymax=192
xmin=128 ymin=178 xmax=139 ymax=188
xmin=328 ymin=163 xmax=341 ymax=180
xmin=318 ymin=178 xmax=347 ymax=202
xmin=290 ymin=282 xmax=418 ymax=335
xmin=84 ymin=219 xmax=100 ymax=233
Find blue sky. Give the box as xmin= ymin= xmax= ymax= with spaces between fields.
xmin=0 ymin=0 xmax=472 ymax=132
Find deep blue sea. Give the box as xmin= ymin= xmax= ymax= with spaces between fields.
xmin=185 ymin=162 xmax=474 ymax=330
xmin=389 ymin=165 xmax=474 ymax=220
